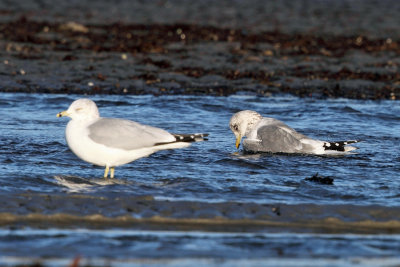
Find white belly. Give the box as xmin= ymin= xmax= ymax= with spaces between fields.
xmin=65 ymin=120 xmax=155 ymax=167
xmin=65 ymin=120 xmax=191 ymax=167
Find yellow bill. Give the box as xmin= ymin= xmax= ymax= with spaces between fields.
xmin=57 ymin=110 xmax=69 ymax=117
xmin=235 ymin=134 xmax=241 ymax=149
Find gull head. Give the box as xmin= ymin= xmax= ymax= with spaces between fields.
xmin=229 ymin=110 xmax=263 ymax=149
xmin=57 ymin=98 xmax=100 ymax=122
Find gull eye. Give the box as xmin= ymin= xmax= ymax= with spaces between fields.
xmin=233 ymin=124 xmax=239 ymax=131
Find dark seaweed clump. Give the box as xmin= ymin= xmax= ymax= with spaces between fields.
xmin=304 ymin=173 xmax=334 ymax=185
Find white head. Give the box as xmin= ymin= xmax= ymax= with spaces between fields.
xmin=57 ymin=98 xmax=100 ymax=122
xmin=229 ymin=110 xmax=263 ymax=149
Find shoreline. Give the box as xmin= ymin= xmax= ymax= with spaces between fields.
xmin=0 ymin=17 xmax=399 ymax=99
xmin=2 ymin=192 xmax=399 ymax=234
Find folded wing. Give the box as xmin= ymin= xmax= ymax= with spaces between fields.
xmin=88 ymin=118 xmax=176 ymax=150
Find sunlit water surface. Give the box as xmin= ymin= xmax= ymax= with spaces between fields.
xmin=1 ymin=93 xmax=399 ymax=266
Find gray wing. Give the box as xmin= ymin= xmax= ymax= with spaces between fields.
xmin=88 ymin=118 xmax=176 ymax=150
xmin=244 ymin=121 xmax=309 ymax=153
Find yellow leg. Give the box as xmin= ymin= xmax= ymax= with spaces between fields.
xmin=104 ymin=165 xmax=109 ymax=178
xmin=110 ymin=167 xmax=115 ymax=179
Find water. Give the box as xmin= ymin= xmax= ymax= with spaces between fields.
xmin=0 ymin=92 xmax=400 ymax=266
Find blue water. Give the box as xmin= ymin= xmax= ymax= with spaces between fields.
xmin=1 ymin=93 xmax=399 ymax=205
xmin=1 ymin=92 xmax=400 ymax=266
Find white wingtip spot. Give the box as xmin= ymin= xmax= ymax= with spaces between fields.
xmin=325 ymin=142 xmax=330 ymax=147
xmin=335 ymin=143 xmax=339 ymax=146
xmin=190 ymin=135 xmax=194 ymax=139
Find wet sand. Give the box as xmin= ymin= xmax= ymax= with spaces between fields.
xmin=1 ymin=0 xmax=400 ymax=99
xmin=1 ymin=192 xmax=399 ymax=234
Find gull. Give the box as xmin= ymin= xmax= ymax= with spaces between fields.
xmin=57 ymin=99 xmax=208 ymax=178
xmin=229 ymin=110 xmax=358 ymax=154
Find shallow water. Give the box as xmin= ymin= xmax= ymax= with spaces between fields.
xmin=1 ymin=92 xmax=400 ymax=265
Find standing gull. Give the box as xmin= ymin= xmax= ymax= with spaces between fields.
xmin=57 ymin=99 xmax=208 ymax=178
xmin=229 ymin=110 xmax=358 ymax=154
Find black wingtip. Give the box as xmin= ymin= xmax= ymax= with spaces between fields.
xmin=173 ymin=133 xmax=209 ymax=142
xmin=154 ymin=133 xmax=208 ymax=146
xmin=323 ymin=140 xmax=359 ymax=151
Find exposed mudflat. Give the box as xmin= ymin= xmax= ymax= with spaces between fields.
xmin=2 ymin=192 xmax=400 ymax=234
xmin=1 ymin=0 xmax=400 ymax=99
